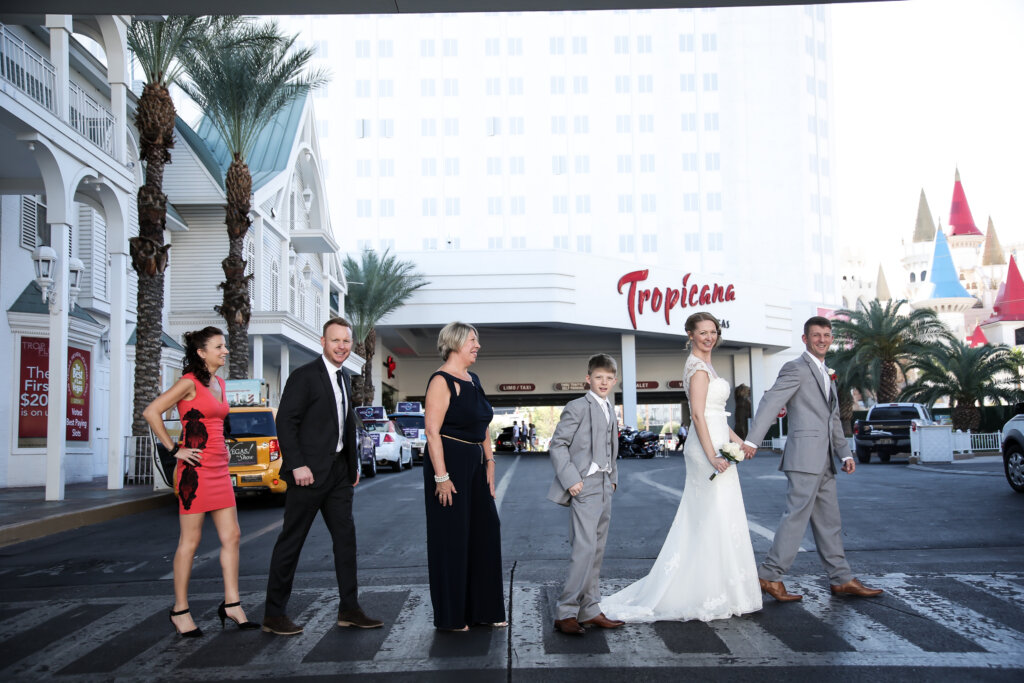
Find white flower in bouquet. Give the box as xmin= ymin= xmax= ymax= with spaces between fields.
xmin=710 ymin=442 xmax=745 ymax=480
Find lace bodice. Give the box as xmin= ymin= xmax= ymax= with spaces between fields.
xmin=683 ymin=355 xmax=729 ymax=414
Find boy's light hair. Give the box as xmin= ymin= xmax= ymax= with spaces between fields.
xmin=587 ymin=353 xmax=617 ymax=376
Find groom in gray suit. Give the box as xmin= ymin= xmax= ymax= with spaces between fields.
xmin=548 ymin=354 xmax=625 ymax=635
xmin=745 ymin=316 xmax=883 ymax=602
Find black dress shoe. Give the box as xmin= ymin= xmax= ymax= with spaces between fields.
xmin=262 ymin=614 xmax=303 ymax=635
xmin=337 ymin=608 xmax=384 ymax=629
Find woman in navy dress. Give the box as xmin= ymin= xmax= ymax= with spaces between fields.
xmin=423 ymin=322 xmax=506 ymax=631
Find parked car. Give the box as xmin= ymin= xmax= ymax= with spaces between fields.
xmin=361 ymin=413 xmax=414 ymax=472
xmin=354 ymin=416 xmax=378 ymax=478
xmin=999 ymin=414 xmax=1024 ymax=493
xmin=495 ymin=426 xmax=517 ymax=452
xmin=391 ymin=402 xmax=427 ymax=465
xmin=853 ymin=403 xmax=933 ymax=463
xmin=226 ymin=406 xmax=286 ymax=498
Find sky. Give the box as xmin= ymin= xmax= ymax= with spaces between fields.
xmin=830 ymin=0 xmax=1024 ymax=273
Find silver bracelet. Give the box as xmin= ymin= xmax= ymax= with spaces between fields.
xmin=433 ymin=473 xmax=450 ymax=483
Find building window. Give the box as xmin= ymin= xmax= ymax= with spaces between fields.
xmin=379 ymin=159 xmax=395 ymax=177
xmin=685 ymin=233 xmax=701 ymax=251
xmin=614 ymin=35 xmax=629 ymax=54
xmin=379 ymin=199 xmax=395 ymax=217
xmin=615 ymin=75 xmax=630 ymax=94
xmin=509 ymin=157 xmax=525 ymax=175
xmin=679 ymin=34 xmax=694 ymax=52
xmin=488 ymin=236 xmax=504 ymax=249
xmin=681 ymin=113 xmax=697 ymax=132
xmin=680 ymin=73 xmax=696 ymax=92
xmin=552 ymin=195 xmax=568 ymax=214
xmin=551 ymin=115 xmax=567 ymax=134
xmin=708 ymin=233 xmax=724 ymax=251
xmin=509 ymin=117 xmax=525 ymax=135
xmin=637 ymin=35 xmax=653 ymax=53
xmin=618 ymin=195 xmax=633 ymax=213
xmin=378 ymin=79 xmax=394 ymax=97
xmin=703 ymin=73 xmax=718 ymax=91
xmin=577 ymin=235 xmax=592 ymax=252
xmin=486 ymin=117 xmax=501 ymax=136
xmin=617 ymin=155 xmax=632 ymax=173
xmin=422 ymin=198 xmax=438 ymax=216
xmin=550 ymin=36 xmax=565 ymax=55
xmin=355 ymin=80 xmax=370 ymax=98
xmin=639 ymin=114 xmax=654 ymax=133
xmin=421 ymin=158 xmax=437 ymax=176
xmin=510 ymin=196 xmax=526 ymax=215
xmin=572 ymin=36 xmax=587 ymax=54
xmin=355 ymin=119 xmax=369 ymax=138
xmin=379 ymin=119 xmax=395 ymax=137
xmin=421 ymin=39 xmax=435 ymax=57
xmin=486 ymin=77 xmax=501 ymax=96
xmin=443 ymin=38 xmax=458 ymax=56
xmin=446 ymin=237 xmax=461 ymax=250
xmin=552 ymin=155 xmax=567 ymax=175
xmin=702 ymin=33 xmax=718 ymax=51
xmin=707 ymin=192 xmax=723 ymax=211
xmin=639 ymin=154 xmax=655 ymax=173
xmin=19 ymin=196 xmax=44 ymax=250
xmin=487 ymin=157 xmax=502 ymax=175
xmin=508 ymin=37 xmax=523 ymax=55
xmin=356 ymin=199 xmax=372 ymax=217
xmin=270 ymin=260 xmax=280 ymax=310
xmin=706 ymin=152 xmax=721 ymax=171
xmin=443 ymin=78 xmax=459 ymax=96
xmin=421 ymin=79 xmax=436 ymax=97
xmin=575 ymin=195 xmax=591 ymax=214
xmin=378 ymin=39 xmax=393 ymax=58
xmin=574 ymin=155 xmax=590 ymax=174
xmin=572 ymin=76 xmax=589 ymax=94
xmin=704 ymin=113 xmax=719 ymax=131
xmin=641 ymin=194 xmax=656 ymax=213
xmin=444 ymin=117 xmax=459 ymax=136
xmin=445 ymin=198 xmax=461 ymax=216
xmin=638 ymin=75 xmax=654 ymax=93
xmin=553 ymin=234 xmax=569 ymax=249
xmin=642 ymin=234 xmax=658 ymax=252
xmin=616 ymin=115 xmax=631 ymax=133
xmin=682 ymin=152 xmax=698 ymax=171
xmin=444 ymin=158 xmax=460 ymax=176
xmin=488 ymin=197 xmax=503 ymax=215
xmin=619 ymin=234 xmax=635 ymax=252
xmin=684 ymin=193 xmax=700 ymax=211
xmin=355 ymin=40 xmax=370 ymax=58
xmin=511 ymin=236 xmax=527 ymax=249
xmin=421 ymin=119 xmax=437 ymax=136
xmin=485 ymin=37 xmax=500 ymax=56
xmin=508 ymin=77 xmax=524 ymax=95
xmin=573 ymin=115 xmax=589 ymax=134
xmin=551 ymin=76 xmax=566 ymax=95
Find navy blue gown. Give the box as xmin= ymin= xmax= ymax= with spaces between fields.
xmin=423 ymin=371 xmax=505 ymax=629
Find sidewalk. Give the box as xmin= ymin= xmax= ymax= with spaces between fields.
xmin=907 ymin=453 xmax=1004 ymax=476
xmin=0 ymin=478 xmax=174 ymax=548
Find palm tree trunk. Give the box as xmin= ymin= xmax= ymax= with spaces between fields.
xmin=838 ymin=387 xmax=854 ymax=436
xmin=878 ymin=361 xmax=900 ymax=403
xmin=351 ymin=328 xmax=377 ymax=407
xmin=129 ymin=82 xmax=175 ymax=437
xmin=951 ymin=401 xmax=980 ymax=432
xmin=218 ymin=156 xmax=253 ymax=379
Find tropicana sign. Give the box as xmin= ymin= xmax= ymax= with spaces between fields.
xmin=617 ymin=269 xmax=737 ymax=330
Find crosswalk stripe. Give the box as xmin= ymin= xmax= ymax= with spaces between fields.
xmin=0 ymin=601 xmax=81 ymax=641
xmin=373 ymin=584 xmax=436 ymax=663
xmin=954 ymin=573 xmax=1024 ymax=608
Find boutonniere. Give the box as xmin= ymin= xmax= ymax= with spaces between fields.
xmin=828 ymin=369 xmax=838 ymax=383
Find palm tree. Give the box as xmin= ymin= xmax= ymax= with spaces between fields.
xmin=830 ymin=299 xmax=953 ymax=403
xmin=126 ymin=16 xmax=219 ymax=435
xmin=343 ymin=250 xmax=428 ymax=407
xmin=180 ymin=21 xmax=328 ymax=378
xmin=826 ymin=345 xmax=874 ymax=436
xmin=899 ymin=340 xmax=1020 ymax=431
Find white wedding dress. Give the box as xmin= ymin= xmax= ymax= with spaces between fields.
xmin=602 ymin=355 xmax=762 ymax=622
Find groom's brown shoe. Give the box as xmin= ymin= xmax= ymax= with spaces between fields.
xmin=759 ymin=578 xmax=803 ymax=602
xmin=580 ymin=613 xmax=625 ymax=629
xmin=553 ymin=617 xmax=586 ymax=635
xmin=830 ymin=578 xmax=883 ymax=598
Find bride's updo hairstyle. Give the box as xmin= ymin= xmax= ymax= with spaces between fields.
xmin=182 ymin=326 xmax=224 ymax=385
xmin=684 ymin=312 xmax=723 ymax=350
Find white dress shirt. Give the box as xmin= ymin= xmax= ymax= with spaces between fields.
xmin=322 ymin=355 xmax=346 ymax=451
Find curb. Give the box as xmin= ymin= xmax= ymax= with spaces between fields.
xmin=0 ymin=493 xmax=176 ymax=548
xmin=906 ymin=464 xmax=1003 ymax=477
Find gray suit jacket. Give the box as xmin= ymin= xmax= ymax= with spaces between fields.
xmin=547 ymin=394 xmax=619 ymax=506
xmin=747 ymin=352 xmax=851 ymax=474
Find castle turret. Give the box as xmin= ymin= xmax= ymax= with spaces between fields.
xmin=947 ymin=168 xmax=984 ymax=271
xmin=902 ymin=189 xmax=937 ymax=300
xmin=981 ymin=255 xmax=1024 ymax=347
xmin=911 ymin=229 xmax=976 ymax=339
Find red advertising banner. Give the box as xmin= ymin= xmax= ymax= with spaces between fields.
xmin=17 ymin=337 xmax=91 ymax=446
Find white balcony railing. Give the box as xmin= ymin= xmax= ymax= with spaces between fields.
xmin=2 ymin=23 xmax=116 ymax=158
xmin=0 ymin=23 xmax=56 ymax=114
xmin=69 ymin=80 xmax=115 ymax=156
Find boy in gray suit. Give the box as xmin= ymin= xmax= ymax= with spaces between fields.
xmin=548 ymin=354 xmax=626 ymax=635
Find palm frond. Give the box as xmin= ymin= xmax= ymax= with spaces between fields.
xmin=342 ymin=250 xmax=429 ymax=344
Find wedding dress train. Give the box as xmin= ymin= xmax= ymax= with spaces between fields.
xmin=601 ymin=355 xmax=762 ymax=622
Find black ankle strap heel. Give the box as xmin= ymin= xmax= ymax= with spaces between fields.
xmin=169 ymin=607 xmax=203 ymax=638
xmin=218 ymin=601 xmax=260 ymax=630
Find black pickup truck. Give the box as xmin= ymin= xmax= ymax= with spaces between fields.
xmin=852 ymin=403 xmax=933 ymax=464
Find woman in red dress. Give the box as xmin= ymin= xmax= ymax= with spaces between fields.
xmin=144 ymin=326 xmax=257 ymax=637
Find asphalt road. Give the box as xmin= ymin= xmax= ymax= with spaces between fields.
xmin=0 ymin=450 xmax=1022 ymax=681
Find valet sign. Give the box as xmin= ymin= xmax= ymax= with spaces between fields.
xmin=617 ymin=270 xmax=736 ymax=330
xmin=18 ymin=337 xmax=91 ymax=446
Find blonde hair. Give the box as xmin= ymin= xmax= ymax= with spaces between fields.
xmin=438 ymin=321 xmax=479 ymax=361
xmin=684 ymin=311 xmax=723 ymax=349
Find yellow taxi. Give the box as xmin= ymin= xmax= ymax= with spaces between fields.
xmin=226 ymin=405 xmax=287 ymax=497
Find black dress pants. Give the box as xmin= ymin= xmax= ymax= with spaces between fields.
xmin=265 ymin=455 xmax=358 ymax=617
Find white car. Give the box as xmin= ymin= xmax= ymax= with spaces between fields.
xmin=364 ymin=419 xmax=414 ymax=472
xmin=390 ymin=410 xmax=426 ymax=465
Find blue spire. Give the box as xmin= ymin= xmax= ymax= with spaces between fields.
xmin=927 ymin=230 xmax=973 ymax=299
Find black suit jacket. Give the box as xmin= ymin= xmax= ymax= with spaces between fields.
xmin=276 ymin=357 xmax=359 ymax=488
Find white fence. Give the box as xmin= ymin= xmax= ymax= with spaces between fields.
xmin=68 ymin=81 xmax=115 ymax=156
xmin=955 ymin=430 xmax=1002 ymax=454
xmin=0 ymin=23 xmax=56 ymax=113
xmin=124 ymin=435 xmax=155 ymax=485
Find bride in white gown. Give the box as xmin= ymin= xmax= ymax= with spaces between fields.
xmin=602 ymin=312 xmax=762 ymax=622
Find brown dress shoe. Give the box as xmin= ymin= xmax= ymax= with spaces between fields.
xmin=580 ymin=612 xmax=625 ymax=629
xmin=830 ymin=578 xmax=883 ymax=598
xmin=262 ymin=614 xmax=303 ymax=635
xmin=337 ymin=608 xmax=384 ymax=629
xmin=759 ymin=578 xmax=803 ymax=602
xmin=553 ymin=617 xmax=586 ymax=635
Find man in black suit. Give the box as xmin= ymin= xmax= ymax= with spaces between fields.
xmin=262 ymin=317 xmax=383 ymax=635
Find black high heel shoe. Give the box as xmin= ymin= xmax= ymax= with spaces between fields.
xmin=169 ymin=607 xmax=203 ymax=638
xmin=218 ymin=601 xmax=259 ymax=630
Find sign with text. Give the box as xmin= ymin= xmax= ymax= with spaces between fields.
xmin=617 ymin=270 xmax=737 ymax=330
xmin=668 ymin=380 xmax=685 ymax=389
xmin=18 ymin=337 xmax=91 ymax=446
xmin=553 ymin=381 xmax=589 ymax=392
xmin=497 ymin=383 xmax=535 ymax=392
xmin=355 ymin=406 xmax=386 ymax=421
xmin=635 ymin=381 xmax=660 ymax=390
xmin=395 ymin=401 xmax=423 ymax=413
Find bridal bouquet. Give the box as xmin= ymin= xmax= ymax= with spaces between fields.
xmin=709 ymin=442 xmax=746 ymax=480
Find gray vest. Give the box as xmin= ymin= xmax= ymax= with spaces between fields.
xmin=593 ymin=407 xmax=614 ymax=469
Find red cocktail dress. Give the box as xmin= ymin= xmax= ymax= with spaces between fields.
xmin=175 ymin=373 xmax=234 ymax=514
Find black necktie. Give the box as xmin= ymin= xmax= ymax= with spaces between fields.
xmin=335 ymin=369 xmax=347 ymax=433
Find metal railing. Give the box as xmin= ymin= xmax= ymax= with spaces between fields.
xmin=0 ymin=23 xmax=56 ymax=113
xmin=124 ymin=435 xmax=155 ymax=485
xmin=969 ymin=431 xmax=1002 ymax=453
xmin=69 ymin=80 xmax=115 ymax=155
